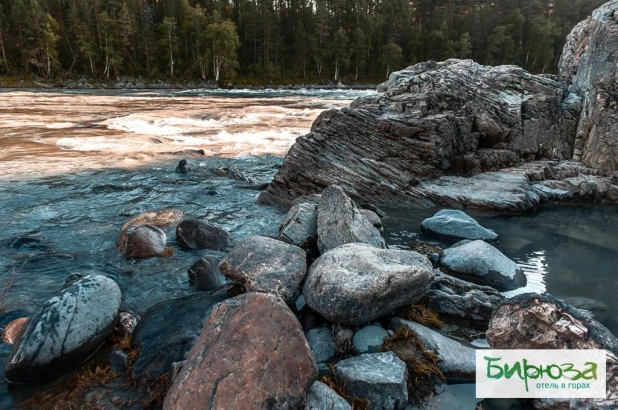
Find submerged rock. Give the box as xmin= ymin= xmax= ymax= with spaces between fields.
xmin=421 ymin=209 xmax=498 ymax=242
xmin=213 ymin=166 xmax=258 ymax=184
xmin=279 ymin=202 xmax=319 ymax=255
xmin=119 ymin=224 xmax=167 ymax=259
xmin=439 ymin=240 xmax=527 ymax=291
xmin=131 ymin=290 xmax=231 ymax=380
xmin=303 ymin=243 xmax=433 ymax=326
xmin=5 ymin=275 xmax=121 ymax=384
xmin=333 ymin=352 xmax=408 ymax=410
xmin=163 ymin=293 xmax=317 ymax=409
xmin=218 ymin=235 xmax=307 ymax=305
xmin=389 ymin=318 xmax=476 ymax=382
xmin=306 ymin=381 xmax=351 ymax=410
xmin=176 ymin=219 xmax=233 ymax=251
xmin=175 ymin=159 xmax=190 ymax=174
xmin=317 ymin=185 xmax=385 ymax=253
xmin=115 ymin=209 xmax=183 ymax=259
xmin=187 ymin=256 xmax=226 ymax=291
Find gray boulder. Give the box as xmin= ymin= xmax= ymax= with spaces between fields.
xmin=389 ymin=318 xmax=476 ymax=382
xmin=131 ymin=290 xmax=232 ymax=380
xmin=420 ymin=209 xmax=498 ymax=242
xmin=279 ymin=203 xmax=319 ymax=255
xmin=119 ymin=224 xmax=167 ymax=259
xmin=360 ymin=209 xmax=384 ymax=234
xmin=187 ymin=256 xmax=226 ymax=292
xmin=303 ymin=243 xmax=433 ymax=326
xmin=305 ymin=328 xmax=337 ymax=364
xmin=439 ymin=240 xmax=526 ymax=291
xmin=5 ymin=275 xmax=121 ymax=384
xmin=176 ymin=219 xmax=233 ymax=251
xmin=317 ymin=185 xmax=385 ymax=253
xmin=353 ymin=325 xmax=389 ymax=353
xmin=305 ymin=381 xmax=351 ymax=410
xmin=218 ymin=235 xmax=307 ymax=305
xmin=425 ymin=271 xmax=504 ymax=329
xmin=334 ymin=352 xmax=408 ymax=410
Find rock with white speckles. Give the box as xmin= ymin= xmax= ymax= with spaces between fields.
xmin=4 ymin=275 xmax=121 ymax=384
xmin=333 ymin=352 xmax=408 ymax=410
xmin=439 ymin=240 xmax=527 ymax=291
xmin=218 ymin=236 xmax=307 ymax=305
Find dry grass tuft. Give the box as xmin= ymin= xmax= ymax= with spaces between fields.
xmin=397 ymin=304 xmax=442 ymax=329
xmin=158 ymin=247 xmax=174 ymax=258
xmin=319 ymin=374 xmax=370 ymax=410
xmin=381 ymin=328 xmax=446 ymax=405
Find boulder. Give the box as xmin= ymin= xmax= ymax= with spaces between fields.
xmin=486 ymin=293 xmax=618 ymax=355
xmin=263 ymin=60 xmax=581 ymax=208
xmin=389 ymin=318 xmax=476 ymax=381
xmin=118 ymin=224 xmax=167 ymax=259
xmin=163 ymin=293 xmax=317 ymax=409
xmin=360 ymin=209 xmax=384 ymax=234
xmin=175 ymin=159 xmax=190 ymax=174
xmin=420 ymin=209 xmax=498 ymax=242
xmin=305 ymin=381 xmax=351 ymax=410
xmin=303 ymin=243 xmax=433 ymax=326
xmin=425 ymin=271 xmax=504 ymax=329
xmin=486 ymin=292 xmax=618 ymax=409
xmin=316 ymin=185 xmax=385 ymax=253
xmin=353 ymin=325 xmax=389 ymax=353
xmin=5 ymin=275 xmax=121 ymax=384
xmin=333 ymin=352 xmax=408 ymax=410
xmin=559 ymin=0 xmax=618 ymax=175
xmin=187 ymin=256 xmax=226 ymax=291
xmin=176 ymin=219 xmax=233 ymax=251
xmin=218 ymin=236 xmax=307 ymax=305
xmin=131 ymin=290 xmax=232 ymax=380
xmin=439 ymin=240 xmax=527 ymax=291
xmin=305 ymin=327 xmax=337 ymax=364
xmin=279 ymin=202 xmax=319 ymax=254
xmin=115 ymin=209 xmax=183 ymax=250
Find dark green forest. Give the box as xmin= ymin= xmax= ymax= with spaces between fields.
xmin=0 ymin=0 xmax=606 ymax=84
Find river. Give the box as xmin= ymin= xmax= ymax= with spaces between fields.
xmin=0 ymin=88 xmax=616 ymax=409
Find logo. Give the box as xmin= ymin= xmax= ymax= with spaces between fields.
xmin=476 ymin=349 xmax=607 ymax=398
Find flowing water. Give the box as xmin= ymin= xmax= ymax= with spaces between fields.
xmin=0 ymin=88 xmax=616 ymax=408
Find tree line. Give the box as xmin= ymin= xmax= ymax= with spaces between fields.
xmin=0 ymin=0 xmax=606 ymax=83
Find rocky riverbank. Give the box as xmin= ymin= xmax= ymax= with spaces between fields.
xmin=259 ymin=0 xmax=618 ymax=211
xmin=0 ymin=76 xmax=376 ymax=91
xmin=2 ymin=184 xmax=617 ymax=409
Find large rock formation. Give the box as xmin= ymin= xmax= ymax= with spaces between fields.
xmin=261 ymin=1 xmax=618 ymax=210
xmin=559 ymin=0 xmax=618 ymax=174
xmin=261 ymin=59 xmax=583 ymax=207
